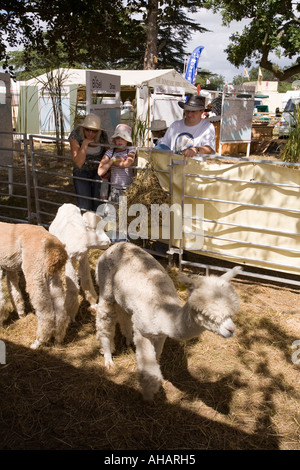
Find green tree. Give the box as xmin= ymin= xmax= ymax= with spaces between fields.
xmin=195 ymin=70 xmax=225 ymax=90
xmin=125 ymin=0 xmax=208 ymax=70
xmin=206 ymin=0 xmax=300 ymax=81
xmin=0 ymin=1 xmax=208 ymax=74
xmin=232 ymin=66 xmax=275 ymax=85
xmin=232 ymin=65 xmax=300 ymax=91
xmin=1 ymin=43 xmax=84 ymax=81
xmin=0 ymin=0 xmax=131 ymax=73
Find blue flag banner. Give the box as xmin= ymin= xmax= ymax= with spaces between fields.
xmin=185 ymin=46 xmax=204 ymax=85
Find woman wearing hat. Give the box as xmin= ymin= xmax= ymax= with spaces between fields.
xmin=69 ymin=113 xmax=109 ymax=211
xmin=156 ymin=95 xmax=215 ymax=157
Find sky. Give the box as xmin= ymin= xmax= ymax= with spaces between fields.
xmin=185 ymin=7 xmax=298 ymax=84
xmin=184 ymin=9 xmax=251 ymax=83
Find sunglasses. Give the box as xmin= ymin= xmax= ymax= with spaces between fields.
xmin=84 ymin=128 xmax=98 ymax=133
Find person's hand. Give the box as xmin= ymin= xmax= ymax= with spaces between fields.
xmin=182 ymin=146 xmax=197 ymax=158
xmin=82 ymin=138 xmax=95 ymax=147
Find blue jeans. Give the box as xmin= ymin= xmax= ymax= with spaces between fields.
xmin=73 ymin=168 xmax=102 ymax=212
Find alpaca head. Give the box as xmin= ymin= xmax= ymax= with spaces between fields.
xmin=180 ymin=266 xmax=241 ymax=338
xmin=82 ymin=211 xmax=111 ymax=249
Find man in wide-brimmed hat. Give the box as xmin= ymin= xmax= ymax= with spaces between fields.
xmin=156 ymin=95 xmax=215 ymax=157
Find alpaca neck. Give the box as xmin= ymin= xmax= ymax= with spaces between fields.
xmin=169 ymin=301 xmax=203 ymax=341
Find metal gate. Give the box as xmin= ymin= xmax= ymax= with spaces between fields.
xmin=0 ymin=132 xmax=32 ymax=223
xmin=0 ymin=133 xmax=300 ymax=287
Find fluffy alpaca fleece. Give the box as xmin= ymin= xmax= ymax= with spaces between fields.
xmin=0 ymin=222 xmax=68 ymax=349
xmin=49 ymin=203 xmax=110 ymax=320
xmin=95 ymin=242 xmax=241 ymax=401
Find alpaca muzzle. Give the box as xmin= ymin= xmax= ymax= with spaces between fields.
xmin=219 ymin=318 xmax=236 ymax=338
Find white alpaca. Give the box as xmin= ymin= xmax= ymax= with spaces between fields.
xmin=0 ymin=222 xmax=68 ymax=349
xmin=49 ymin=203 xmax=110 ymax=320
xmin=95 ymin=242 xmax=241 ymax=401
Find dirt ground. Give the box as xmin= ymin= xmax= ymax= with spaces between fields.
xmin=0 ymin=248 xmax=299 ymax=451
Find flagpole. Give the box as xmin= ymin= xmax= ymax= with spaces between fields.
xmin=183 ymin=57 xmax=187 ymax=75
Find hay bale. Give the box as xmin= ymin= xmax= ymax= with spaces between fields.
xmin=125 ymin=163 xmax=170 ymax=207
xmin=119 ymin=163 xmax=171 ymax=236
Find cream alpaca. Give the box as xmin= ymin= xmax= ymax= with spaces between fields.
xmin=95 ymin=242 xmax=241 ymax=401
xmin=0 ymin=222 xmax=68 ymax=349
xmin=49 ymin=203 xmax=110 ymax=320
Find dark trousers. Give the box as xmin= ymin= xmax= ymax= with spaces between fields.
xmin=73 ymin=168 xmax=102 ymax=212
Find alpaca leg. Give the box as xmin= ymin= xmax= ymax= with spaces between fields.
xmin=78 ymin=254 xmax=97 ymax=307
xmin=95 ymin=297 xmax=117 ymax=368
xmin=49 ymin=273 xmax=69 ymax=344
xmin=6 ymin=270 xmax=25 ymax=318
xmin=23 ymin=267 xmax=56 ymax=349
xmin=134 ymin=330 xmax=164 ymax=401
xmin=31 ymin=309 xmax=55 ymax=350
xmin=116 ymin=305 xmax=133 ymax=346
xmin=65 ymin=259 xmax=80 ymax=321
xmin=153 ymin=335 xmax=166 ymax=361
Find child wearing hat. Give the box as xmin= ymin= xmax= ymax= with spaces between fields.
xmin=97 ymin=124 xmax=136 ymax=203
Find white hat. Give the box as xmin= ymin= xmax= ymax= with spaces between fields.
xmin=112 ymin=124 xmax=132 ymax=144
xmin=151 ymin=119 xmax=168 ymax=131
xmin=79 ymin=114 xmax=102 ymax=130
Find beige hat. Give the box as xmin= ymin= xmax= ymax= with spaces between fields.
xmin=112 ymin=124 xmax=133 ymax=144
xmin=80 ymin=114 xmax=102 ymax=130
xmin=151 ymin=119 xmax=168 ymax=131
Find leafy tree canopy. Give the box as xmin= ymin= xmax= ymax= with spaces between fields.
xmin=125 ymin=1 xmax=208 ymax=69
xmin=195 ymin=70 xmax=225 ymax=90
xmin=0 ymin=0 xmax=208 ymax=75
xmin=0 ymin=0 xmax=129 ymax=73
xmin=205 ymin=0 xmax=300 ymax=81
xmin=232 ymin=65 xmax=300 ymax=92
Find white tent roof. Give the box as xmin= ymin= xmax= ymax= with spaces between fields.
xmin=24 ymin=68 xmax=196 ymax=93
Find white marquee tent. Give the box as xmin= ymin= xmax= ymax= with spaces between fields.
xmin=17 ymin=68 xmax=197 ymax=137
xmin=25 ymin=68 xmax=196 ymax=93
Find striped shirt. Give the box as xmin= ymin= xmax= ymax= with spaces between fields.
xmin=105 ymin=147 xmax=136 ymax=188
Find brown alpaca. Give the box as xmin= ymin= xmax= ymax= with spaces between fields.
xmin=0 ymin=222 xmax=68 ymax=348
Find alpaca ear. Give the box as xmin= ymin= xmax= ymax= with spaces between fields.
xmin=221 ymin=266 xmax=242 ymax=282
xmin=82 ymin=211 xmax=101 ymax=230
xmin=177 ymin=273 xmax=199 ymax=290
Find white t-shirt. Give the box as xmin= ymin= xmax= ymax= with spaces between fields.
xmin=159 ymin=118 xmax=216 ymax=154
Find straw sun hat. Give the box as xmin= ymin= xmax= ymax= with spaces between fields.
xmin=80 ymin=114 xmax=102 ymax=130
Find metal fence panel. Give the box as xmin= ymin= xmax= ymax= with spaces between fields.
xmin=0 ymin=132 xmax=32 ymax=223
xmin=0 ymin=136 xmax=299 ymax=286
xmin=142 ymin=150 xmax=300 ymax=286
